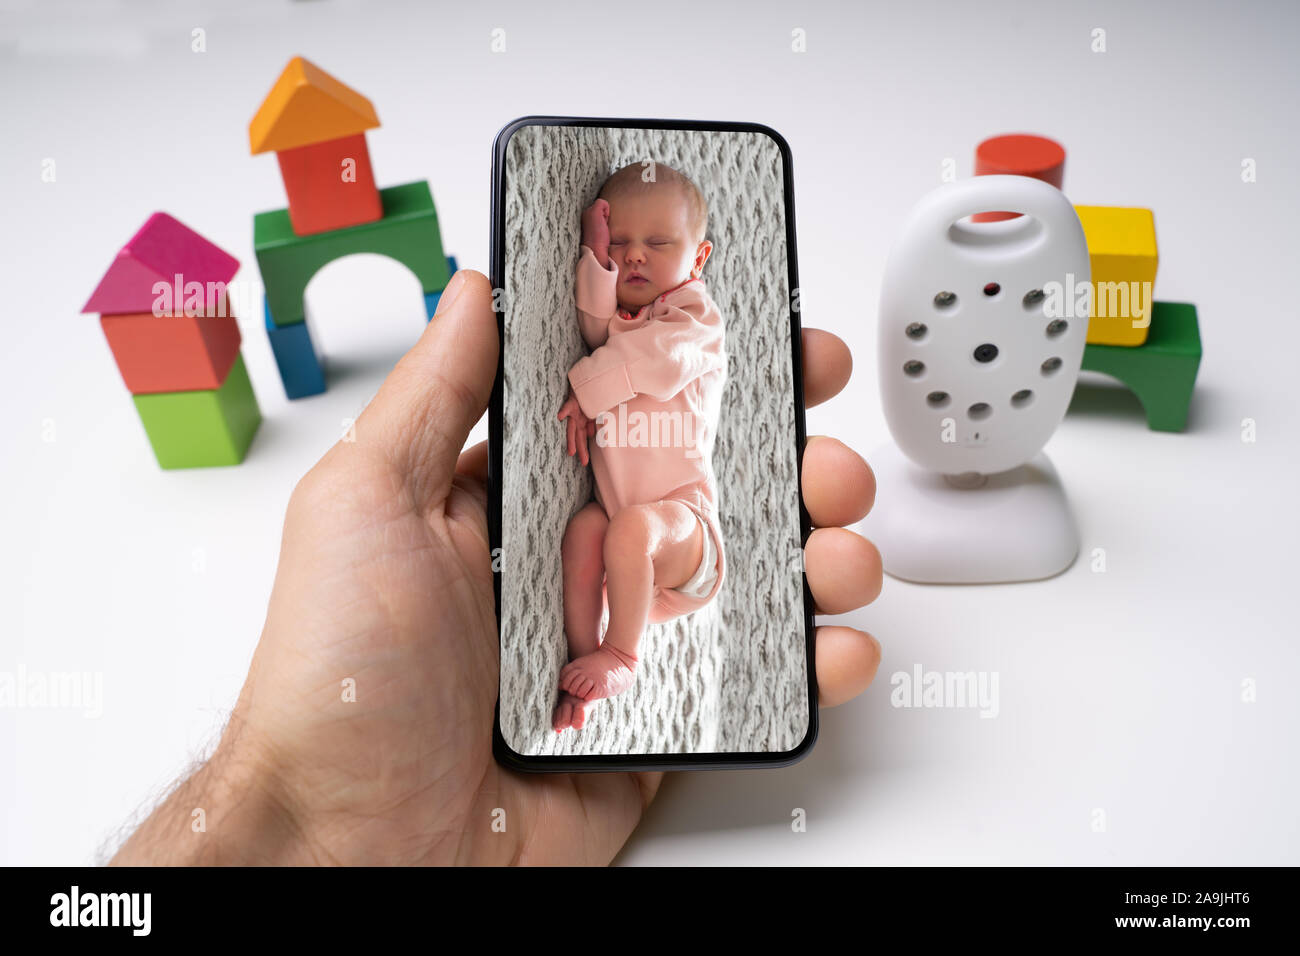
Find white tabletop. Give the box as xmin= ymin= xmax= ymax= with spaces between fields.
xmin=3 ymin=0 xmax=1297 ymax=865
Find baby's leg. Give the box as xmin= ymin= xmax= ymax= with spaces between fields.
xmin=561 ymin=501 xmax=610 ymax=660
xmin=558 ymin=501 xmax=703 ymax=702
xmin=554 ymin=501 xmax=609 ymax=732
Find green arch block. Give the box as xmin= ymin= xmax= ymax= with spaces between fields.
xmin=1079 ymin=301 xmax=1202 ymax=432
xmin=254 ymin=180 xmax=450 ymax=327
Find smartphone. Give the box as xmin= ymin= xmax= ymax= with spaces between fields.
xmin=488 ymin=117 xmax=816 ymax=772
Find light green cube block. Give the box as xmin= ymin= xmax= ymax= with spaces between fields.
xmin=132 ymin=353 xmax=262 ymax=468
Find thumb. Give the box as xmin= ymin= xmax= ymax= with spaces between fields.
xmin=355 ymin=269 xmax=499 ymax=506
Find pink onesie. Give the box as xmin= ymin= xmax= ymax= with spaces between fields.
xmin=567 ymin=246 xmax=728 ymax=616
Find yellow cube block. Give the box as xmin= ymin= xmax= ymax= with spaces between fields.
xmin=1075 ymin=205 xmax=1159 ymax=346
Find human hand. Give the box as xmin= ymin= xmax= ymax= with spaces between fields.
xmin=557 ymin=385 xmax=596 ymax=466
xmin=581 ymin=197 xmax=611 ymax=264
xmin=109 ymin=270 xmax=883 ymax=866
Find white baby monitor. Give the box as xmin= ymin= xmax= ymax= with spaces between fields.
xmin=861 ymin=175 xmax=1091 ymax=584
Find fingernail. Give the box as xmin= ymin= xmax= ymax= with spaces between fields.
xmin=433 ymin=271 xmax=468 ymax=318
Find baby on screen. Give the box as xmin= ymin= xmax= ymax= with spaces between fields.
xmin=553 ymin=162 xmax=728 ymax=733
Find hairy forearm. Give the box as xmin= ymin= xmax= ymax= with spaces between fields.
xmin=109 ymin=730 xmax=319 ymax=866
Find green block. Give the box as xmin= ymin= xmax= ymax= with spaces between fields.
xmin=1079 ymin=301 xmax=1202 ymax=432
xmin=133 ymin=353 xmax=262 ymax=468
xmin=254 ymin=180 xmax=450 ymax=327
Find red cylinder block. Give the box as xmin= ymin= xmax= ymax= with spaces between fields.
xmin=972 ymin=134 xmax=1066 ymax=222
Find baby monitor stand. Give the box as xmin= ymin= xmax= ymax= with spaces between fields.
xmin=863 ymin=441 xmax=1079 ymax=584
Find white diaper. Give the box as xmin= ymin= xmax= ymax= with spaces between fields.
xmin=673 ymin=509 xmax=720 ymax=598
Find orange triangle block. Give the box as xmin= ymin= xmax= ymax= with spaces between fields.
xmin=249 ymin=56 xmax=380 ymax=155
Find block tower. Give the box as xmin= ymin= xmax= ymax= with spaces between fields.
xmin=83 ymin=213 xmax=262 ymax=468
xmin=250 ymin=56 xmax=457 ymax=399
xmin=975 ymin=134 xmax=1201 ymax=431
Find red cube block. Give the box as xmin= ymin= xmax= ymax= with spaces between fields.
xmin=100 ymin=310 xmax=242 ymax=394
xmin=276 ymin=133 xmax=382 ymax=236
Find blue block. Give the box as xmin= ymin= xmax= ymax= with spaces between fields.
xmin=424 ymin=255 xmax=460 ymax=320
xmin=264 ymin=297 xmax=325 ymax=400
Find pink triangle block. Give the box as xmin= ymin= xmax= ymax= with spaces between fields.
xmin=83 ymin=212 xmax=240 ymax=315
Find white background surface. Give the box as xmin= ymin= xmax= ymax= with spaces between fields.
xmin=2 ymin=0 xmax=1297 ymax=865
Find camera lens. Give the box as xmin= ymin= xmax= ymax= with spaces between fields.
xmin=974 ymin=343 xmax=998 ymax=363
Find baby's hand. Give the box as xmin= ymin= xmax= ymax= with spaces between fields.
xmin=581 ymin=198 xmax=611 ymax=264
xmin=557 ymin=386 xmax=597 ymax=466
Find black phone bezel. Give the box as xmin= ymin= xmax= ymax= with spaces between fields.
xmin=488 ymin=116 xmax=817 ymax=773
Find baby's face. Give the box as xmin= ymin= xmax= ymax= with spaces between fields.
xmin=606 ymin=191 xmax=711 ymax=311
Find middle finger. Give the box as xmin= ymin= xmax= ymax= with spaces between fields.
xmin=802 ymin=436 xmax=876 ymax=527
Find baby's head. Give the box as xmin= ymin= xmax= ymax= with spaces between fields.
xmin=598 ymin=162 xmax=712 ymax=310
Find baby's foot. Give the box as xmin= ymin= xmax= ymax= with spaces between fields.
xmin=552 ymin=692 xmax=592 ymax=733
xmin=558 ymin=644 xmax=637 ymax=702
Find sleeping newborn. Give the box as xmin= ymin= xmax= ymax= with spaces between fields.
xmin=552 ymin=161 xmax=728 ymax=733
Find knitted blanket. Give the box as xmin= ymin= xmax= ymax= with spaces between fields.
xmin=499 ymin=123 xmax=809 ymax=755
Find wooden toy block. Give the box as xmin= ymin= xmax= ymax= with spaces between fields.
xmin=264 ymin=257 xmax=455 ymax=401
xmin=255 ymin=180 xmax=449 ymax=327
xmin=249 ymin=56 xmax=380 ymax=155
xmin=973 ymin=134 xmax=1066 ymax=222
xmin=1075 ymin=205 xmax=1159 ymax=347
xmin=100 ymin=308 xmax=241 ymax=394
xmin=276 ymin=133 xmax=382 ymax=236
xmin=132 ymin=354 xmax=262 ymax=468
xmin=83 ymin=212 xmax=239 ymax=315
xmin=423 ymin=256 xmax=459 ymax=319
xmin=1078 ymin=301 xmax=1201 ymax=432
xmin=264 ymin=298 xmax=326 ymax=400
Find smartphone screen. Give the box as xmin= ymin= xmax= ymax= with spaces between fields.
xmin=489 ymin=118 xmax=815 ymax=771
